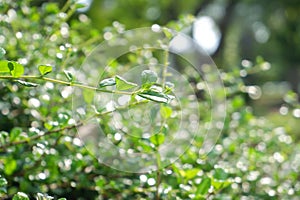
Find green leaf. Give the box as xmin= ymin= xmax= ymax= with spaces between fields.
xmin=196 ymin=177 xmax=211 ymax=195
xmin=115 ymin=75 xmax=137 ymax=90
xmin=141 ymin=70 xmax=158 ymax=85
xmin=213 ymin=168 xmax=228 ymax=181
xmin=0 ymin=176 xmax=7 ymax=194
xmin=38 ymin=65 xmax=52 ymax=76
xmin=0 ymin=131 xmax=8 ymax=145
xmin=150 ymin=133 xmax=165 ymax=146
xmin=10 ymin=127 xmax=22 ymax=142
xmin=162 ymin=28 xmax=174 ymax=39
xmin=58 ymin=198 xmax=67 ymax=200
xmin=0 ymin=47 xmax=6 ymax=59
xmin=211 ymin=178 xmax=231 ymax=190
xmin=160 ymin=105 xmax=172 ymax=119
xmin=36 ymin=193 xmax=54 ymax=200
xmin=8 ymin=62 xmax=14 ymax=72
xmin=99 ymin=77 xmax=116 ymax=87
xmin=0 ymin=60 xmax=23 ymax=77
xmin=10 ymin=61 xmax=24 ymax=77
xmin=12 ymin=192 xmax=29 ymax=200
xmin=63 ymin=70 xmax=74 ymax=82
xmin=4 ymin=158 xmax=17 ymax=175
xmin=0 ymin=60 xmax=10 ymax=73
xmin=75 ymin=3 xmax=87 ymax=9
xmin=16 ymin=80 xmax=38 ymax=87
xmin=138 ymin=90 xmax=172 ymax=103
xmin=185 ymin=168 xmax=200 ymax=180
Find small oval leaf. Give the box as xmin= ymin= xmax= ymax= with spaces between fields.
xmin=141 ymin=70 xmax=158 ymax=85
xmin=12 ymin=192 xmax=29 ymax=200
xmin=63 ymin=70 xmax=74 ymax=82
xmin=138 ymin=90 xmax=171 ymax=103
xmin=38 ymin=65 xmax=52 ymax=76
xmin=196 ymin=177 xmax=211 ymax=195
xmin=213 ymin=168 xmax=228 ymax=180
xmin=99 ymin=77 xmax=116 ymax=87
xmin=150 ymin=133 xmax=165 ymax=146
xmin=160 ymin=105 xmax=172 ymax=119
xmin=16 ymin=80 xmax=38 ymax=87
xmin=115 ymin=75 xmax=137 ymax=90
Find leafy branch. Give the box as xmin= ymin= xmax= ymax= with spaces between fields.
xmin=0 ymin=58 xmax=175 ymax=151
xmin=0 ymin=59 xmax=174 ymax=100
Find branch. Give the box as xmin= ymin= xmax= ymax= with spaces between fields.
xmin=0 ymin=75 xmax=133 ymax=95
xmin=0 ymin=123 xmax=82 ymax=150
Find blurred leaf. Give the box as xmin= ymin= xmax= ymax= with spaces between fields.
xmin=232 ymin=96 xmax=244 ymax=109
xmin=160 ymin=105 xmax=172 ymax=119
xmin=4 ymin=158 xmax=17 ymax=175
xmin=36 ymin=193 xmax=54 ymax=200
xmin=284 ymin=91 xmax=298 ymax=105
xmin=38 ymin=65 xmax=52 ymax=76
xmin=185 ymin=168 xmax=200 ymax=180
xmin=10 ymin=127 xmax=22 ymax=142
xmin=150 ymin=133 xmax=165 ymax=146
xmin=16 ymin=80 xmax=38 ymax=87
xmin=12 ymin=192 xmax=29 ymax=200
xmin=115 ymin=75 xmax=137 ymax=90
xmin=0 ymin=176 xmax=7 ymax=194
xmin=213 ymin=168 xmax=228 ymax=181
xmin=0 ymin=131 xmax=8 ymax=145
xmin=211 ymin=179 xmax=231 ymax=190
xmin=0 ymin=47 xmax=6 ymax=59
xmin=99 ymin=77 xmax=116 ymax=87
xmin=75 ymin=3 xmax=87 ymax=9
xmin=196 ymin=177 xmax=211 ymax=195
xmin=141 ymin=70 xmax=157 ymax=85
xmin=63 ymin=70 xmax=74 ymax=82
xmin=44 ymin=2 xmax=59 ymax=13
xmin=162 ymin=28 xmax=174 ymax=39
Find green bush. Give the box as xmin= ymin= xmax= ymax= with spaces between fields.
xmin=0 ymin=1 xmax=300 ymax=200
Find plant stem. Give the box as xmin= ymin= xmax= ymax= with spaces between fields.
xmin=161 ymin=48 xmax=169 ymax=87
xmin=0 ymin=75 xmax=133 ymax=95
xmin=61 ymin=0 xmax=72 ymax=13
xmin=155 ymin=149 xmax=162 ymax=200
xmin=154 ymin=48 xmax=170 ymax=200
xmin=0 ymin=122 xmax=82 ymax=150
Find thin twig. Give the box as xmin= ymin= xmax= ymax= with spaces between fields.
xmin=0 ymin=123 xmax=82 ymax=150
xmin=0 ymin=75 xmax=134 ymax=95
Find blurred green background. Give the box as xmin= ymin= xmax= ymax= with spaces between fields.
xmin=81 ymin=0 xmax=300 ymax=136
xmin=77 ymin=0 xmax=300 ymax=99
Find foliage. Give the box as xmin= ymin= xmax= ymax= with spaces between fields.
xmin=0 ymin=1 xmax=300 ymax=200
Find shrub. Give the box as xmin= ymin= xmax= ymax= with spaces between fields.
xmin=0 ymin=1 xmax=299 ymax=200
